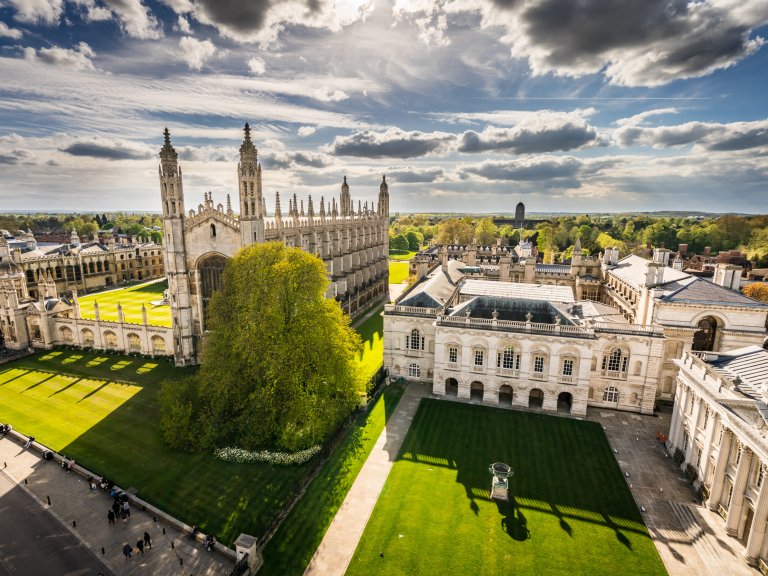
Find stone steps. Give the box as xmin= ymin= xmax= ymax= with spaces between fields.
xmin=668 ymin=501 xmax=725 ymax=574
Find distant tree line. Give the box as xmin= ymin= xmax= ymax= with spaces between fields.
xmin=0 ymin=212 xmax=164 ymax=244
xmin=388 ymin=213 xmax=768 ymax=266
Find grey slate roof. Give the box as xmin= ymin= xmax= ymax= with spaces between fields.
xmin=658 ymin=277 xmax=768 ymax=308
xmin=535 ymin=264 xmax=570 ymax=274
xmin=708 ymin=346 xmax=768 ymax=396
xmin=460 ymin=279 xmax=575 ymax=304
xmin=398 ymin=260 xmax=464 ymax=308
xmin=609 ymin=254 xmax=689 ymax=290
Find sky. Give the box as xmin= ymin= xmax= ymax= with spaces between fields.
xmin=0 ymin=0 xmax=767 ymax=215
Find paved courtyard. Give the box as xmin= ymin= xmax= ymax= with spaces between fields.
xmin=588 ymin=406 xmax=757 ymax=576
xmin=0 ymin=436 xmax=232 ymax=576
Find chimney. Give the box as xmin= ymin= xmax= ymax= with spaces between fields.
xmin=704 ymin=246 xmax=711 ymax=256
xmin=713 ymin=263 xmax=742 ymax=291
xmin=678 ymin=243 xmax=687 ymax=254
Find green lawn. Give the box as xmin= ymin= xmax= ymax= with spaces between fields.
xmin=261 ymin=383 xmax=405 ymax=575
xmin=0 ymin=350 xmax=309 ymax=546
xmin=388 ymin=250 xmax=417 ymax=261
xmin=78 ymin=280 xmax=171 ymax=327
xmin=347 ymin=400 xmax=667 ymax=576
xmin=354 ymin=307 xmax=384 ymax=384
xmin=388 ymin=261 xmax=410 ymax=284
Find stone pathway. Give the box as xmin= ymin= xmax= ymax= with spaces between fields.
xmin=304 ymin=382 xmax=429 ymax=576
xmin=0 ymin=437 xmax=232 ymax=576
xmin=588 ymin=407 xmax=756 ymax=576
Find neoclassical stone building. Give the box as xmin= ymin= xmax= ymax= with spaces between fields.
xmin=2 ymin=228 xmax=164 ymax=297
xmin=410 ymin=237 xmax=603 ymax=301
xmin=384 ymin=260 xmax=665 ymax=417
xmin=601 ymin=248 xmax=768 ymax=400
xmin=668 ymin=346 xmax=768 ymax=569
xmin=160 ymin=125 xmax=390 ymax=365
xmin=0 ymin=236 xmax=173 ymax=358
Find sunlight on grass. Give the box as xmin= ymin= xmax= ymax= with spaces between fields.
xmin=0 ymin=367 xmax=141 ymax=449
xmin=136 ymin=362 xmax=158 ymax=374
xmin=388 ymin=261 xmax=409 ymax=284
xmin=86 ymin=357 xmax=108 ymax=367
xmin=40 ymin=351 xmax=63 ymax=361
xmin=354 ymin=308 xmax=384 ymax=383
xmin=62 ymin=354 xmax=83 ymax=364
xmin=110 ymin=360 xmax=133 ymax=371
xmin=78 ymin=280 xmax=171 ymax=327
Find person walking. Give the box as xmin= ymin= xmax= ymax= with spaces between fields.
xmin=122 ymin=542 xmax=132 ymax=559
xmin=111 ymin=501 xmax=120 ymax=516
xmin=107 ymin=510 xmax=115 ymax=525
xmin=136 ymin=539 xmax=144 ymax=555
xmin=122 ymin=500 xmax=130 ymax=519
xmin=143 ymin=531 xmax=152 ymax=549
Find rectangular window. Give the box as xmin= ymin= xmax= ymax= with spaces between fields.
xmin=448 ymin=347 xmax=458 ymax=364
xmin=562 ymin=359 xmax=574 ymax=376
xmin=534 ymin=356 xmax=544 ymax=373
xmin=474 ymin=350 xmax=484 ymax=367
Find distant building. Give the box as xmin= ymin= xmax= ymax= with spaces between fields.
xmin=515 ymin=202 xmax=525 ymax=226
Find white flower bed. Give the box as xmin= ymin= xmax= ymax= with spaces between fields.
xmin=215 ymin=445 xmax=321 ymax=466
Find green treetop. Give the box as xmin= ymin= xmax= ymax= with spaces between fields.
xmin=160 ymin=242 xmax=364 ymax=452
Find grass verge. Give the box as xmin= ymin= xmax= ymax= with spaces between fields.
xmin=346 ymin=399 xmax=668 ymax=576
xmin=260 ymin=383 xmax=405 ymax=575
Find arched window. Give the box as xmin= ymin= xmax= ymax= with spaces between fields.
xmin=692 ymin=317 xmax=718 ymax=352
xmin=210 ymin=223 xmax=217 ymax=238
xmin=127 ymin=333 xmax=141 ymax=351
xmin=82 ymin=329 xmax=94 ymax=345
xmin=601 ymin=347 xmax=628 ymax=377
xmin=103 ymin=331 xmax=118 ymax=348
xmin=408 ymin=363 xmax=421 ymax=378
xmin=151 ymin=335 xmax=166 ymax=352
xmin=497 ymin=346 xmax=520 ymax=371
xmin=407 ymin=329 xmax=423 ymax=351
xmin=603 ymin=386 xmax=619 ymax=403
xmin=59 ymin=326 xmax=73 ymax=343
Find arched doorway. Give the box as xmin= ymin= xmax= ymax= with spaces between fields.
xmin=499 ymin=384 xmax=512 ymax=406
xmin=692 ymin=316 xmax=718 ymax=352
xmin=557 ymin=392 xmax=572 ymax=414
xmin=470 ymin=381 xmax=484 ymax=401
xmin=197 ymin=253 xmax=229 ymax=328
xmin=445 ymin=378 xmax=458 ymax=397
xmin=529 ymin=388 xmax=544 ymax=409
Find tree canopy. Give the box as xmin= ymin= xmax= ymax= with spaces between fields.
xmin=160 ymin=242 xmax=364 ymax=452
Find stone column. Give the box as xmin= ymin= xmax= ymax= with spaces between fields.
xmin=745 ymin=465 xmax=768 ymax=565
xmin=684 ymin=397 xmax=704 ymax=465
xmin=708 ymin=429 xmax=733 ymax=511
xmin=699 ymin=409 xmax=718 ymax=484
xmin=668 ymin=381 xmax=689 ymax=450
xmin=726 ymin=444 xmax=752 ymax=537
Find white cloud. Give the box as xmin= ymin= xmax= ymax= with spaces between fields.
xmin=0 ymin=21 xmax=23 ymax=39
xmin=176 ymin=15 xmax=192 ymax=34
xmin=615 ymin=119 xmax=768 ymax=151
xmin=23 ymin=42 xmax=98 ymax=71
xmin=309 ymin=88 xmax=349 ymax=103
xmin=615 ymin=108 xmax=679 ymax=128
xmin=7 ymin=0 xmax=63 ymax=24
xmin=72 ymin=0 xmax=113 ymax=22
xmin=298 ymin=126 xmax=316 ymax=137
xmin=247 ymin=56 xmax=266 ymax=75
xmin=431 ymin=108 xmax=597 ymax=127
xmin=325 ymin=128 xmax=455 ymax=158
xmin=103 ymin=0 xmax=162 ymax=39
xmin=178 ymin=36 xmax=217 ymax=70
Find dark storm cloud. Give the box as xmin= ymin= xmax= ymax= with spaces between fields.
xmin=458 ymin=121 xmax=598 ymax=154
xmin=459 ymin=156 xmax=582 ymax=183
xmin=260 ymin=149 xmax=333 ymax=169
xmin=0 ymin=149 xmax=34 ymax=165
xmin=382 ymin=167 xmax=445 ymax=183
xmin=61 ymin=141 xmax=152 ymax=160
xmin=325 ymin=129 xmax=455 ymax=159
xmin=196 ymin=0 xmax=320 ymax=34
xmin=615 ymin=120 xmax=768 ymax=151
xmin=492 ymin=0 xmax=767 ymax=86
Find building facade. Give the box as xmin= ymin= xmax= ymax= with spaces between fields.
xmin=668 ymin=346 xmax=768 ymax=569
xmin=160 ymin=125 xmax=390 ymax=365
xmin=0 ymin=236 xmax=173 ymax=358
xmin=384 ymin=261 xmax=664 ymax=417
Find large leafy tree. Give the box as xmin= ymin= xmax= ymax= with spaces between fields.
xmin=160 ymin=242 xmax=364 ymax=452
xmin=474 ymin=218 xmax=498 ymax=245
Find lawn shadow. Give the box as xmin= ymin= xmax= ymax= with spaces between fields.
xmin=23 ymin=373 xmax=57 ymax=392
xmin=130 ymin=280 xmax=168 ymax=294
xmin=49 ymin=378 xmax=82 ymax=397
xmin=398 ymin=399 xmax=652 ymax=542
xmin=0 ymin=369 xmax=30 ymax=386
xmin=77 ymin=381 xmax=110 ymax=403
xmin=498 ymin=496 xmax=530 ymax=541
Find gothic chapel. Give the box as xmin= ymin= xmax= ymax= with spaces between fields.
xmin=160 ymin=124 xmax=390 ymax=365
